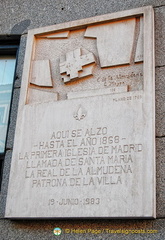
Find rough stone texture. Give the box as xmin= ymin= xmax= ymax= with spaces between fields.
xmin=11 ymin=20 xmax=31 ymax=35
xmin=14 ymin=35 xmax=27 ymax=88
xmin=0 ymin=150 xmax=12 ymax=217
xmin=0 ymin=0 xmax=164 ymax=34
xmin=6 ymin=89 xmax=20 ymax=150
xmin=155 ymin=6 xmax=165 ymax=67
xmin=0 ymin=218 xmax=164 ymax=240
xmin=156 ymin=138 xmax=165 ymax=218
xmin=155 ymin=66 xmax=165 ymax=137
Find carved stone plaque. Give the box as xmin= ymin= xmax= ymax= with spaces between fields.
xmin=5 ymin=6 xmax=155 ymax=218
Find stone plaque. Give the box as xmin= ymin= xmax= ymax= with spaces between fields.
xmin=5 ymin=6 xmax=155 ymax=218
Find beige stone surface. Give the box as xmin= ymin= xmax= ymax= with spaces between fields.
xmin=67 ymin=86 xmax=128 ymax=99
xmin=84 ymin=18 xmax=136 ymax=67
xmin=135 ymin=17 xmax=143 ymax=62
xmin=27 ymin=88 xmax=58 ymax=104
xmin=30 ymin=60 xmax=52 ymax=87
xmin=5 ymin=6 xmax=155 ymax=218
xmin=42 ymin=31 xmax=69 ymax=39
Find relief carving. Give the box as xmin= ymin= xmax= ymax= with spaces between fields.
xmin=60 ymin=48 xmax=95 ymax=83
xmin=30 ymin=60 xmax=53 ymax=87
xmin=73 ymin=105 xmax=87 ymax=121
xmin=6 ymin=7 xmax=155 ymax=219
xmin=84 ymin=17 xmax=143 ymax=67
xmin=27 ymin=16 xmax=144 ymax=104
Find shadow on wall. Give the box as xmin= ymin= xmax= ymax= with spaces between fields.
xmin=10 ymin=20 xmax=31 ymax=34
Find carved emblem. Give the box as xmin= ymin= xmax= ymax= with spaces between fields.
xmin=73 ymin=105 xmax=87 ymax=121
xmin=60 ymin=48 xmax=95 ymax=83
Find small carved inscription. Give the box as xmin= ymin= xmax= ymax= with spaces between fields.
xmin=97 ymin=71 xmax=143 ymax=87
xmin=113 ymin=94 xmax=142 ymax=102
xmin=48 ymin=198 xmax=100 ymax=206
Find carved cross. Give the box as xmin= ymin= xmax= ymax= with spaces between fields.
xmin=60 ymin=48 xmax=95 ymax=82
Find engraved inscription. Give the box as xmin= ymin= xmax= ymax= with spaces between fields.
xmin=5 ymin=7 xmax=155 ymax=219
xmin=97 ymin=71 xmax=143 ymax=89
xmin=19 ymin=127 xmax=143 ymax=189
xmin=48 ymin=198 xmax=100 ymax=206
